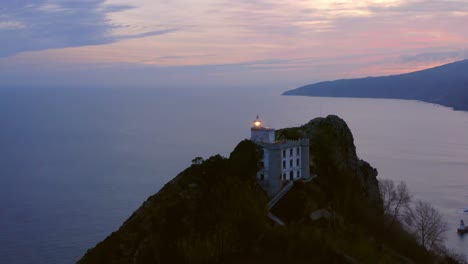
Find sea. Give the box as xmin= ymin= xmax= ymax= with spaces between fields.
xmin=1 ymin=86 xmax=468 ymax=263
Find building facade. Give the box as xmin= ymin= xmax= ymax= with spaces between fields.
xmin=251 ymin=116 xmax=310 ymax=197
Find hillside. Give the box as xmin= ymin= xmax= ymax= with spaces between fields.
xmin=78 ymin=116 xmax=456 ymax=264
xmin=283 ymin=60 xmax=468 ymax=111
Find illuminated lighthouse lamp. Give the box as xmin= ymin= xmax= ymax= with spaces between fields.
xmin=251 ymin=115 xmax=275 ymax=143
xmin=253 ymin=115 xmax=263 ymax=128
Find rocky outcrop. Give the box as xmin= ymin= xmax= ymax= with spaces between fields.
xmin=277 ymin=115 xmax=380 ymax=206
xmin=79 ymin=116 xmax=449 ymax=264
xmin=273 ymin=115 xmax=382 ymax=230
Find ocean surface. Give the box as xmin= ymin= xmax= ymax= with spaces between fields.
xmin=1 ymin=87 xmax=468 ymax=263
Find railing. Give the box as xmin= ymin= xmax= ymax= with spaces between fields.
xmin=300 ymin=174 xmax=317 ymax=183
xmin=268 ymin=181 xmax=294 ymax=210
xmin=266 ymin=182 xmax=294 ymax=226
xmin=267 ymin=212 xmax=285 ymax=226
xmin=266 ymin=174 xmax=318 ymax=226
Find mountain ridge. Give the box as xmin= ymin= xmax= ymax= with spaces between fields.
xmin=283 ymin=59 xmax=468 ymax=111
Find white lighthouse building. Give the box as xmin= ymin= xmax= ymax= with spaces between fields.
xmin=251 ymin=116 xmax=310 ymax=197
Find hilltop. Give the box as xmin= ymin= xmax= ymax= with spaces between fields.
xmin=78 ymin=116 xmax=457 ymax=263
xmin=283 ymin=60 xmax=468 ymax=111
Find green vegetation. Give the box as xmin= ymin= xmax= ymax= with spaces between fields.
xmin=79 ymin=116 xmax=463 ymax=264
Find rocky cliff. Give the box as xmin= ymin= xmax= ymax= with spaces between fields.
xmin=274 ymin=115 xmax=380 ymax=225
xmin=78 ymin=116 xmax=444 ymax=264
xmin=279 ymin=115 xmax=379 ymax=201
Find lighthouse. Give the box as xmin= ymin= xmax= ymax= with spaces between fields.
xmin=251 ymin=115 xmax=275 ymax=143
xmin=251 ymin=116 xmax=310 ymax=197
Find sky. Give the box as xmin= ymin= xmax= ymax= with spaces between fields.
xmin=1 ymin=0 xmax=468 ymax=90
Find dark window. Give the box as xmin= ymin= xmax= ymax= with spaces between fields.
xmin=290 ymin=159 xmax=293 ymax=167
xmin=282 ymin=150 xmax=286 ymax=157
xmin=290 ymin=149 xmax=293 ymax=156
xmin=297 ymin=171 xmax=300 ymax=178
xmin=282 ymin=160 xmax=286 ymax=169
xmin=283 ymin=173 xmax=286 ymax=180
xmin=296 ymin=159 xmax=300 ymax=166
xmin=259 ymin=162 xmax=264 ymax=168
xmin=297 ymin=148 xmax=300 ymax=155
xmin=289 ymin=171 xmax=293 ymax=180
xmin=260 ymin=174 xmax=264 ymax=181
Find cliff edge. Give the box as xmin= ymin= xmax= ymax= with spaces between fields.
xmin=78 ymin=116 xmax=444 ymax=264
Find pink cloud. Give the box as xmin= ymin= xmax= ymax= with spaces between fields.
xmin=2 ymin=0 xmax=468 ymax=87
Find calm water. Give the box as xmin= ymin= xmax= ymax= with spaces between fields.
xmin=1 ymin=87 xmax=468 ymax=263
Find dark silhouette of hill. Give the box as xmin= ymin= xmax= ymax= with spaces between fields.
xmin=77 ymin=116 xmax=459 ymax=264
xmin=283 ymin=60 xmax=468 ymax=111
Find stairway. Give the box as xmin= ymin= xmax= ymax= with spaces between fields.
xmin=266 ymin=181 xmax=294 ymax=226
xmin=268 ymin=181 xmax=294 ymax=210
xmin=267 ymin=212 xmax=285 ymax=226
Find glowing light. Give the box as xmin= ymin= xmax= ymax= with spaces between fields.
xmin=254 ymin=121 xmax=262 ymax=127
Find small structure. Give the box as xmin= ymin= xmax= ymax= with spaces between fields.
xmin=458 ymin=219 xmax=468 ymax=235
xmin=251 ymin=115 xmax=310 ymax=197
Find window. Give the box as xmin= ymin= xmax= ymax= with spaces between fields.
xmin=290 ymin=159 xmax=293 ymax=167
xmin=289 ymin=171 xmax=294 ymax=180
xmin=296 ymin=159 xmax=300 ymax=166
xmin=283 ymin=173 xmax=286 ymax=180
xmin=282 ymin=150 xmax=286 ymax=157
xmin=297 ymin=148 xmax=300 ymax=155
xmin=290 ymin=148 xmax=293 ymax=156
xmin=282 ymin=160 xmax=286 ymax=169
xmin=296 ymin=171 xmax=300 ymax=178
xmin=259 ymin=161 xmax=264 ymax=168
xmin=260 ymin=174 xmax=264 ymax=181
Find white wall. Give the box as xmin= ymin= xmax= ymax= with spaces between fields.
xmin=280 ymin=146 xmax=302 ymax=180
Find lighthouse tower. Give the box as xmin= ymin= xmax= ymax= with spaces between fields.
xmin=250 ymin=115 xmax=310 ymax=197
xmin=251 ymin=115 xmax=275 ymax=143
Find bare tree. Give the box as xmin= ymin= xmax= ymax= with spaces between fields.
xmin=405 ymin=200 xmax=448 ymax=251
xmin=380 ymin=179 xmax=396 ymax=214
xmin=379 ymin=179 xmax=412 ymax=226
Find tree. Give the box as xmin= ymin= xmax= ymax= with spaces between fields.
xmin=192 ymin=156 xmax=204 ymax=165
xmin=405 ymin=200 xmax=448 ymax=251
xmin=379 ymin=179 xmax=412 ymax=227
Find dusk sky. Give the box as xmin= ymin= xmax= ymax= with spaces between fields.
xmin=1 ymin=0 xmax=468 ymax=90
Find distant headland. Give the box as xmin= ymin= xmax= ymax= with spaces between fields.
xmin=283 ymin=59 xmax=468 ymax=111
